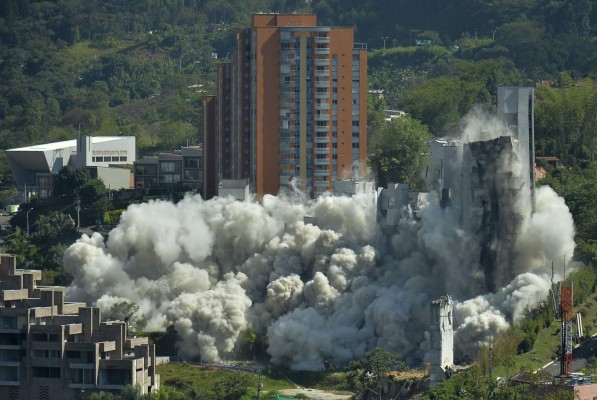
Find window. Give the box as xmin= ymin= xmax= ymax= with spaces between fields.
xmin=0 ymin=317 xmax=16 ymax=329
xmin=185 ymin=158 xmax=199 ymax=168
xmin=32 ymin=349 xmax=60 ymax=358
xmin=65 ymin=351 xmax=79 ymax=359
xmin=70 ymin=368 xmax=93 ymax=384
xmin=37 ymin=175 xmax=51 ymax=187
xmin=161 ymin=162 xmax=176 ymax=173
xmin=33 ymin=367 xmax=60 ymax=378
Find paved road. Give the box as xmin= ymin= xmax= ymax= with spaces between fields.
xmin=278 ymin=388 xmax=353 ymax=399
xmin=542 ymin=336 xmax=597 ymax=375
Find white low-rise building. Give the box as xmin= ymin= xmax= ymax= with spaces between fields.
xmin=6 ymin=136 xmax=135 ymax=201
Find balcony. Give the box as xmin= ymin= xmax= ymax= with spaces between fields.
xmin=314 ymin=71 xmax=330 ymax=78
xmin=1 ymin=289 xmax=28 ymax=301
xmin=314 ymin=48 xmax=330 ymax=55
xmin=315 ymin=126 xmax=329 ymax=133
xmin=0 ymin=344 xmax=24 ymax=350
xmin=314 ymin=159 xmax=330 ymax=166
xmin=314 ymin=93 xmax=329 ymax=99
xmin=314 ymin=114 xmax=329 ymax=121
xmin=314 ymin=80 xmax=329 ymax=88
xmin=315 ymin=149 xmax=329 ymax=155
xmin=281 ymin=91 xmax=296 ymax=99
xmin=314 ymin=58 xmax=330 ymax=66
xmin=70 ymin=363 xmax=94 ymax=369
xmin=314 ymin=180 xmax=329 ymax=187
xmin=315 ymin=103 xmax=330 ymax=110
xmin=314 ymin=171 xmax=330 ymax=177
xmin=314 ymin=36 xmax=330 ymax=44
xmin=0 ymin=360 xmax=21 ymax=367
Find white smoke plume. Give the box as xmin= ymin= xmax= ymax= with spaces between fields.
xmin=63 ymin=112 xmax=576 ymax=370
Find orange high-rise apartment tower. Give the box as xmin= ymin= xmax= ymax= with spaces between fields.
xmin=203 ymin=14 xmax=367 ymax=199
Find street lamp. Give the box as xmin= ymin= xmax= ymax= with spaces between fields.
xmin=491 ymin=29 xmax=497 ymax=40
xmin=381 ymin=36 xmax=389 ymax=49
xmin=26 ymin=208 xmax=34 ymax=235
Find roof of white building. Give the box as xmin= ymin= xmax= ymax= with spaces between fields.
xmin=6 ymin=136 xmax=126 ymax=152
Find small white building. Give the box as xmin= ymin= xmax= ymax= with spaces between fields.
xmin=218 ymin=179 xmax=250 ymax=201
xmin=332 ymin=179 xmax=376 ymax=196
xmin=6 ymin=136 xmax=135 ymax=201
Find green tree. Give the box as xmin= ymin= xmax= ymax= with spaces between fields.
xmin=367 ymin=93 xmax=387 ymax=146
xmin=587 ymin=356 xmax=597 ymax=375
xmin=213 ymin=373 xmax=253 ymax=400
xmin=3 ymin=227 xmax=37 ymax=268
xmin=185 ymin=384 xmax=211 ymax=400
xmin=368 ymin=116 xmax=431 ymax=189
xmin=104 ymin=301 xmax=142 ymax=335
xmin=424 ymin=366 xmax=573 ymax=400
xmin=345 ymin=347 xmax=405 ymax=400
xmin=53 ymin=166 xmax=93 ymax=198
xmin=120 ymin=384 xmax=144 ymax=400
xmin=147 ymin=386 xmax=187 ymax=400
xmin=90 ymin=391 xmax=117 ymax=400
xmin=535 ymin=80 xmax=597 ymax=164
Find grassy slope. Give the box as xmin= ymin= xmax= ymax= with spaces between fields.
xmin=156 ymin=363 xmax=352 ymax=395
xmin=156 ymin=363 xmax=296 ymax=395
xmin=495 ymin=292 xmax=597 ymax=376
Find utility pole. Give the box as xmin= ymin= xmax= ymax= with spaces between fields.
xmin=76 ymin=197 xmax=81 ymax=230
xmin=26 ymin=208 xmax=34 ymax=235
xmin=256 ymin=369 xmax=263 ymax=400
xmin=488 ymin=336 xmax=493 ymax=380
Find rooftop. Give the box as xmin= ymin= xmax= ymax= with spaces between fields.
xmin=7 ymin=136 xmax=127 ymax=152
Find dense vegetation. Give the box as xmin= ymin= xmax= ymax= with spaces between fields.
xmin=2 ymin=1 xmax=597 ymax=398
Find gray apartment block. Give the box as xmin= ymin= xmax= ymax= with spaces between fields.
xmin=0 ymin=255 xmax=159 ymax=400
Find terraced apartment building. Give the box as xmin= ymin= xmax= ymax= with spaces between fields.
xmin=0 ymin=254 xmax=159 ymax=400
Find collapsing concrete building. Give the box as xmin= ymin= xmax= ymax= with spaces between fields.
xmin=463 ymin=136 xmax=527 ymax=291
xmin=379 ymin=88 xmax=535 ymax=289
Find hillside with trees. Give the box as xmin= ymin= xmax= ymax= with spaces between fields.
xmin=1 ymin=1 xmax=597 ymax=397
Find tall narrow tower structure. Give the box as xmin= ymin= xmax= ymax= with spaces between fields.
xmin=497 ymin=86 xmax=536 ymax=212
xmin=560 ymin=281 xmax=573 ymax=376
xmin=429 ymin=295 xmax=454 ymax=385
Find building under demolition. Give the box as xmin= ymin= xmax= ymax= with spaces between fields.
xmin=0 ymin=254 xmax=159 ymax=400
xmin=378 ymin=88 xmax=535 ymax=283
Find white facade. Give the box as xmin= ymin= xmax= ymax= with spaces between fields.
xmin=429 ymin=296 xmax=454 ymax=385
xmin=218 ymin=179 xmax=250 ymax=201
xmin=72 ymin=136 xmax=136 ymax=169
xmin=6 ymin=136 xmax=135 ymax=200
xmin=332 ymin=179 xmax=375 ymax=196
